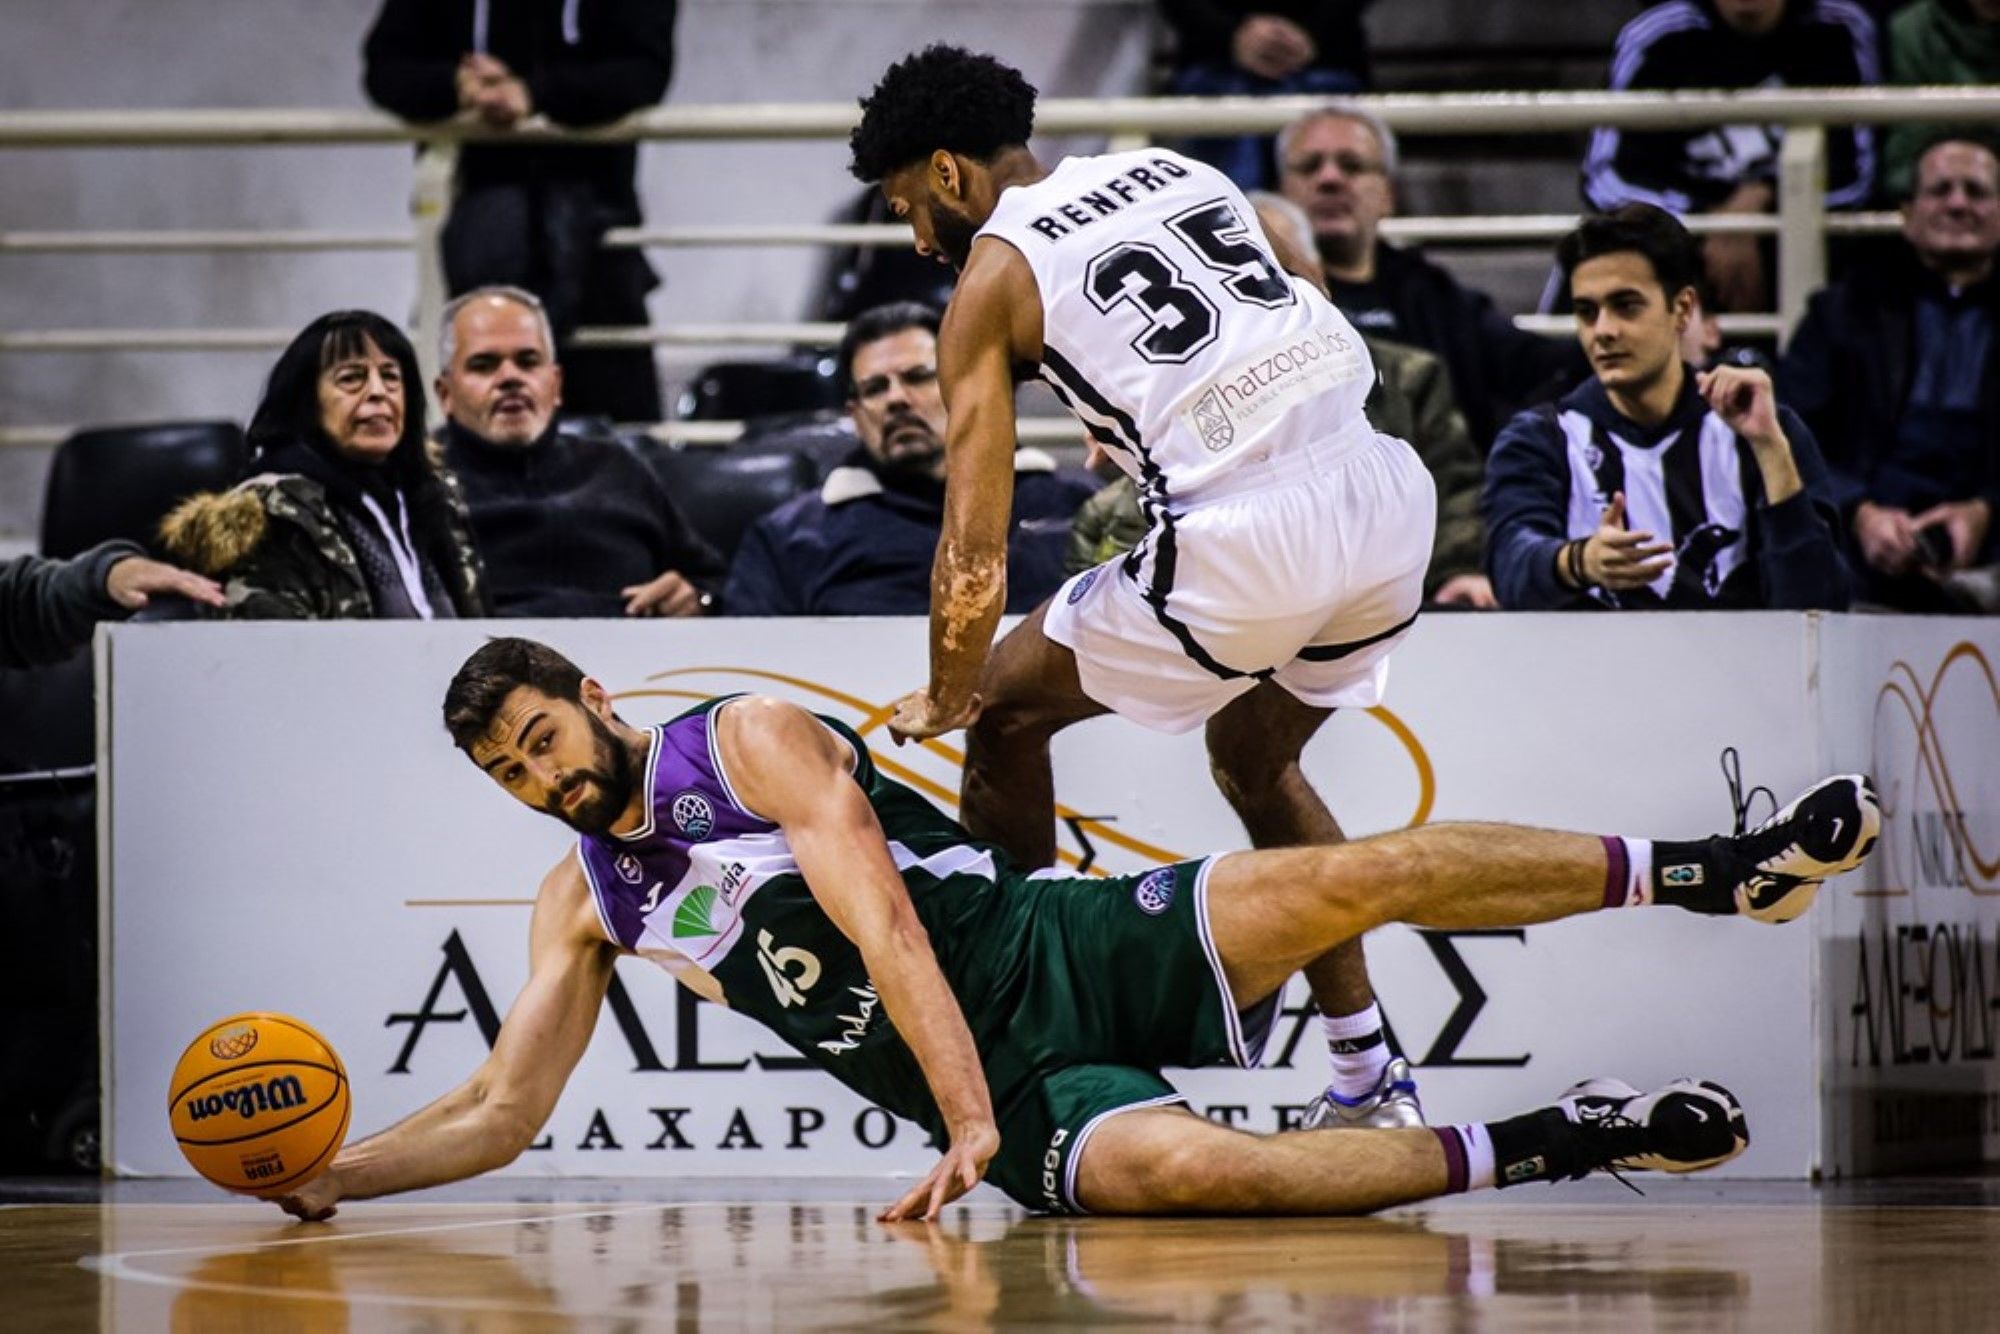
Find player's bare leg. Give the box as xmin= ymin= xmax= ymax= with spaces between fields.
xmin=1206 ymin=684 xmax=1402 ymax=1126
xmin=960 ymin=600 xmax=1109 ymax=869
xmin=1072 ymin=1085 xmax=1747 ymax=1216
xmin=1077 ymin=1105 xmax=1449 ymax=1214
xmin=1203 ymin=772 xmax=1879 ymax=1004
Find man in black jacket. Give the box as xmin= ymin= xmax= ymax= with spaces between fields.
xmin=1780 ymin=136 xmax=2000 ymax=611
xmin=1276 ymin=103 xmax=1585 ymax=453
xmin=437 ymin=286 xmax=723 ymax=618
xmin=1 ymin=545 xmax=221 ymax=668
xmin=1485 ymin=206 xmax=1849 ymax=611
xmin=363 ymin=0 xmax=675 ymax=421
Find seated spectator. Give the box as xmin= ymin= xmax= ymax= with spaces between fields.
xmin=1484 ymin=205 xmax=1849 ymax=610
xmin=1276 ymin=103 xmax=1585 ymax=452
xmin=1881 ymin=1 xmax=2000 ymax=202
xmin=163 ymin=311 xmax=489 ymax=620
xmin=1780 ymin=136 xmax=2000 ymax=611
xmin=1158 ymin=1 xmax=1375 ymax=190
xmin=1584 ymin=0 xmax=1880 ymax=312
xmin=436 ymin=286 xmax=723 ymax=618
xmin=725 ymin=303 xmax=1096 ymax=617
xmin=1 ymin=546 xmax=221 ymax=668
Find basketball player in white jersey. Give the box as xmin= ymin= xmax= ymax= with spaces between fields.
xmin=851 ymin=46 xmax=1436 ymax=1128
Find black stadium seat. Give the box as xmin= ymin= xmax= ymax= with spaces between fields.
xmin=39 ymin=421 xmax=246 ymax=560
xmin=735 ymin=412 xmax=859 ymax=482
xmin=629 ymin=436 xmax=816 ymax=562
xmin=674 ymin=354 xmax=843 ymax=423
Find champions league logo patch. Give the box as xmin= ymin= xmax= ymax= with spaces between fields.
xmin=614 ymin=853 xmax=645 ymax=885
xmin=671 ymin=791 xmax=716 ymax=840
xmin=1067 ymin=569 xmax=1100 ymax=605
xmin=1133 ymin=869 xmax=1175 ymax=916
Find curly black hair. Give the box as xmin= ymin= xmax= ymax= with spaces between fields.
xmin=849 ymin=45 xmax=1037 ymax=183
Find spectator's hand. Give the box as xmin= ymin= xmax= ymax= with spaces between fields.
xmin=105 ymin=555 xmax=224 ymax=611
xmin=1430 ymin=573 xmax=1498 ymax=608
xmin=622 ymin=571 xmax=707 ymax=618
xmin=472 ymin=76 xmax=533 ymax=127
xmin=887 ymin=687 xmax=981 ymax=745
xmin=1853 ymin=501 xmax=1921 ymax=575
xmin=1911 ymin=499 xmax=1992 ymax=574
xmin=1231 ymin=15 xmax=1318 ymax=80
xmin=1702 ymin=234 xmax=1768 ymax=314
xmin=1581 ymin=492 xmax=1672 ymax=591
xmin=272 ymin=1168 xmax=343 ymax=1223
xmin=1696 ymin=365 xmax=1783 ymax=447
xmin=455 ymin=53 xmax=509 ymax=109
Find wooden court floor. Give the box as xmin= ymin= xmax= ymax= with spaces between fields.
xmin=5 ymin=1176 xmax=1997 ymax=1331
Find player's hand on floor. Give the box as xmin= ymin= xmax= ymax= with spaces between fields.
xmin=886 ymin=688 xmax=980 ymax=744
xmin=273 ymin=1171 xmax=343 ymax=1223
xmin=879 ymin=1122 xmax=1000 ymax=1222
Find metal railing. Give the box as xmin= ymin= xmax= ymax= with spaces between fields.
xmin=4 ymin=86 xmax=1999 ymax=449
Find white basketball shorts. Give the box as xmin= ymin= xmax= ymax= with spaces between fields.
xmin=1043 ymin=429 xmax=1435 ymax=734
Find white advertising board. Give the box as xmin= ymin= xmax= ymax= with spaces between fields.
xmin=104 ymin=614 xmax=1838 ymax=1184
xmin=1817 ymin=619 xmax=2000 ymax=1175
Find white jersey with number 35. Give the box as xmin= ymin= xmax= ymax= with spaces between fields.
xmin=977 ymin=147 xmax=1375 ymax=509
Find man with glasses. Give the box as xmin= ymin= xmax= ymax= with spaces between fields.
xmin=1276 ymin=103 xmax=1582 ymax=453
xmin=1780 ymin=136 xmax=2000 ymax=612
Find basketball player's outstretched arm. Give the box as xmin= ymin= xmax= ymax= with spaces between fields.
xmin=888 ymin=240 xmax=1044 ymax=744
xmin=270 ymin=859 xmax=618 ymax=1221
xmin=721 ymin=696 xmax=999 ymax=1220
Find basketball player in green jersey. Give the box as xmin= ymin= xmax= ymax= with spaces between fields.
xmin=272 ymin=637 xmax=1876 ymax=1222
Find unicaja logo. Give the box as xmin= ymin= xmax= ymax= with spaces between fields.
xmin=185 ymin=1075 xmax=306 ymax=1123
xmin=207 ymin=1025 xmax=259 ymax=1061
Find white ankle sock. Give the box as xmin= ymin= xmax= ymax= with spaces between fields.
xmin=1620 ymin=837 xmax=1654 ymax=908
xmin=1435 ymin=1123 xmax=1497 ymax=1193
xmin=1321 ymin=1004 xmax=1391 ymax=1101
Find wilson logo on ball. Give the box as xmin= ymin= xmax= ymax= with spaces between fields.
xmin=207 ymin=1025 xmax=259 ymax=1061
xmin=183 ymin=1074 xmax=308 ymax=1123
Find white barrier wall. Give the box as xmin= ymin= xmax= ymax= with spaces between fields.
xmin=100 ymin=614 xmax=2000 ymax=1183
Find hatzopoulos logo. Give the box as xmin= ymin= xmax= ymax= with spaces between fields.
xmin=1178 ymin=325 xmax=1366 ymax=450
xmin=671 ymin=790 xmax=716 ymax=839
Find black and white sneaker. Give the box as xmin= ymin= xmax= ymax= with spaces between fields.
xmin=1557 ymin=1077 xmax=1750 ymax=1175
xmin=1713 ymin=774 xmax=1880 ymax=923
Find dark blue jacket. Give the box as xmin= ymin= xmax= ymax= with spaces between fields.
xmin=723 ymin=450 xmax=1095 ymax=617
xmin=1483 ymin=373 xmax=1851 ymax=610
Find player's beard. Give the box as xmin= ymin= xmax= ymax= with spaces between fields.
xmin=930 ymin=198 xmax=979 ymax=270
xmin=547 ymin=711 xmax=639 ymax=835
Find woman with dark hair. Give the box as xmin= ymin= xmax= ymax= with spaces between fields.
xmin=163 ymin=311 xmax=489 ymax=619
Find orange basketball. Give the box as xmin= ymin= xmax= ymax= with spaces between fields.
xmin=168 ymin=1012 xmax=351 ymax=1197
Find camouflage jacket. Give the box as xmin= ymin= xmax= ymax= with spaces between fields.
xmin=160 ymin=472 xmax=489 ymax=620
xmin=1065 ymin=335 xmax=1487 ymax=594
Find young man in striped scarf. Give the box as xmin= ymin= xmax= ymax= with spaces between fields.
xmin=1484 ymin=204 xmax=1851 ymax=611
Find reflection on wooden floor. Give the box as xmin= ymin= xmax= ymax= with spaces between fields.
xmin=9 ymin=1181 xmax=2000 ymax=1330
